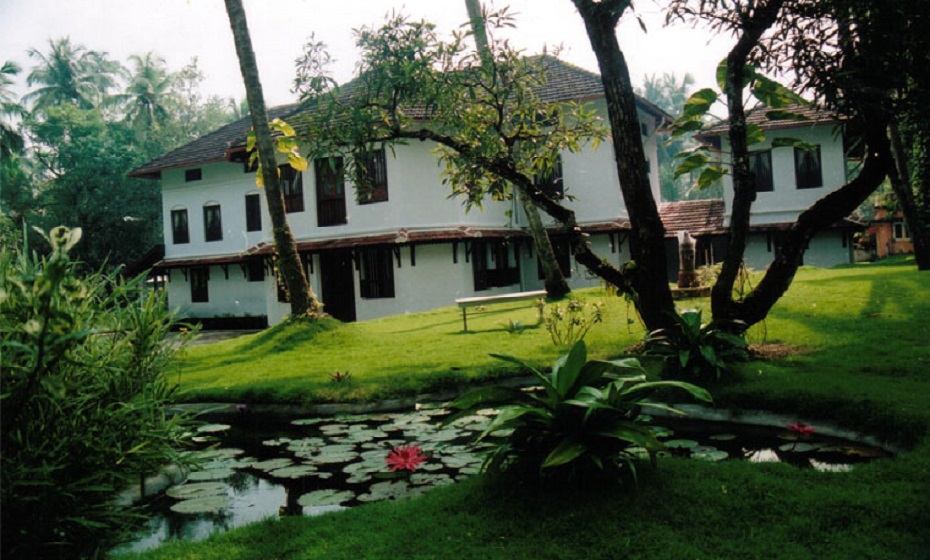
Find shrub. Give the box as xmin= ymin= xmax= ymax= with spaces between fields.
xmin=642 ymin=309 xmax=748 ymax=382
xmin=0 ymin=227 xmax=193 ymax=558
xmin=447 ymin=341 xmax=712 ymax=484
xmin=543 ymin=299 xmax=604 ymax=347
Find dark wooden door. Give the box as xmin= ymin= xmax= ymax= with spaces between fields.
xmin=319 ymin=250 xmax=356 ymax=322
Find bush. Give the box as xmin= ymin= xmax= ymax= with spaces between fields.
xmin=447 ymin=341 xmax=712 ymax=484
xmin=642 ymin=309 xmax=748 ymax=382
xmin=0 ymin=227 xmax=193 ymax=558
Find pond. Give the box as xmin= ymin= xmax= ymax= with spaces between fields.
xmin=115 ymin=404 xmax=892 ymax=554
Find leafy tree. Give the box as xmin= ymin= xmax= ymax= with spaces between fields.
xmin=1 ymin=60 xmax=24 ymax=160
xmin=465 ymin=0 xmax=569 ymax=298
xmin=224 ymin=0 xmax=322 ymax=318
xmin=24 ymin=37 xmax=122 ymax=112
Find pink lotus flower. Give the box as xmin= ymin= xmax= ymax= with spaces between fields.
xmin=385 ymin=445 xmax=426 ymax=472
xmin=788 ymin=422 xmax=816 ymax=436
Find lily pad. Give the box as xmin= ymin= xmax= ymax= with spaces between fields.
xmin=166 ymin=482 xmax=227 ymax=500
xmin=691 ymin=447 xmax=729 ymax=462
xmin=269 ymin=465 xmax=320 ymax=479
xmin=186 ymin=468 xmax=235 ymax=481
xmin=250 ymin=458 xmax=295 ymax=472
xmin=709 ymin=433 xmax=737 ymax=441
xmin=664 ymin=439 xmax=699 ymax=449
xmin=312 ymin=451 xmax=359 ymax=464
xmin=298 ymin=489 xmax=356 ymax=507
xmin=357 ymin=480 xmax=410 ymax=502
xmin=197 ymin=423 xmax=231 ymax=434
xmin=170 ymin=495 xmax=231 ymax=514
xmin=778 ymin=442 xmax=820 ymax=453
xmin=291 ymin=418 xmax=325 ymax=426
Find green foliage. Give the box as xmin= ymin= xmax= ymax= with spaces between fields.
xmin=448 ymin=341 xmax=712 ymax=484
xmin=0 ymin=227 xmax=193 ymax=558
xmin=246 ymin=117 xmax=308 ymax=188
xmin=543 ymin=299 xmax=604 ymax=347
xmin=643 ymin=309 xmax=748 ymax=382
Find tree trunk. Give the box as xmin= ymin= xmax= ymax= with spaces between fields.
xmin=224 ymin=0 xmax=321 ymax=318
xmin=465 ymin=0 xmax=570 ymax=299
xmin=888 ymin=122 xmax=930 ymax=270
xmin=571 ymin=0 xmax=676 ymax=331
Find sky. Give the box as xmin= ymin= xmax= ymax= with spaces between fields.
xmin=0 ymin=0 xmax=733 ymax=109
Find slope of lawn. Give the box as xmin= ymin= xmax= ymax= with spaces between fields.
xmin=171 ymin=289 xmax=645 ymax=404
xmin=129 ymin=258 xmax=930 ymax=559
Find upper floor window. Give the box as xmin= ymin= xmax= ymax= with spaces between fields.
xmin=359 ymin=247 xmax=395 ymax=299
xmin=534 ymin=155 xmax=564 ymax=200
xmin=190 ymin=267 xmax=209 ymax=302
xmin=203 ymin=203 xmax=223 ymax=242
xmin=185 ymin=168 xmax=202 ymax=182
xmin=357 ymin=149 xmax=389 ymax=204
xmin=280 ymin=165 xmax=304 ymax=213
xmin=171 ymin=208 xmax=189 ymax=244
xmin=316 ymin=157 xmax=347 ymax=227
xmin=794 ymin=145 xmax=823 ymax=189
xmin=245 ymin=193 xmax=262 ymax=232
xmin=748 ymin=150 xmax=774 ymax=192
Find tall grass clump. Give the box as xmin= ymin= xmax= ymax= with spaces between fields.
xmin=0 ymin=227 xmax=194 ymax=558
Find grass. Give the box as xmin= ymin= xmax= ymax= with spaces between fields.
xmin=170 ymin=291 xmax=644 ymax=404
xmin=126 ymin=257 xmax=930 ymax=559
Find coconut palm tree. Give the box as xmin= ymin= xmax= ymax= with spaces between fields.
xmin=122 ymin=52 xmax=172 ymax=139
xmin=1 ymin=60 xmax=24 ymax=159
xmin=24 ymin=37 xmax=122 ymax=112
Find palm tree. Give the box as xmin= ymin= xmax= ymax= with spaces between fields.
xmin=24 ymin=37 xmax=122 ymax=112
xmin=123 ymin=52 xmax=172 ymax=138
xmin=1 ymin=60 xmax=24 ymax=159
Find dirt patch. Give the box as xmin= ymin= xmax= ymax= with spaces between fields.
xmin=748 ymin=342 xmax=810 ymax=360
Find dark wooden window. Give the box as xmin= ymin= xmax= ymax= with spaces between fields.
xmin=357 ymin=149 xmax=388 ymax=204
xmin=246 ymin=257 xmax=264 ymax=282
xmin=315 ymin=157 xmax=347 ymax=226
xmin=171 ymin=208 xmax=189 ymax=244
xmin=245 ymin=193 xmax=262 ymax=232
xmin=794 ymin=145 xmax=823 ymax=189
xmin=537 ymin=237 xmax=572 ymax=279
xmin=203 ymin=204 xmax=223 ymax=242
xmin=190 ymin=267 xmax=209 ymax=302
xmin=534 ymin=155 xmax=564 ymax=200
xmin=472 ymin=240 xmax=520 ymax=291
xmin=748 ymin=150 xmax=774 ymax=192
xmin=280 ymin=165 xmax=304 ymax=213
xmin=185 ymin=168 xmax=202 ymax=182
xmin=359 ymin=247 xmax=395 ymax=299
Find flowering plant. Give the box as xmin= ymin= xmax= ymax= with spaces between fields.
xmin=385 ymin=445 xmax=427 ymax=473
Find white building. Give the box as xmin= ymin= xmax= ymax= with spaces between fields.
xmin=131 ymin=57 xmax=667 ymax=327
xmin=132 ymin=60 xmax=858 ymax=327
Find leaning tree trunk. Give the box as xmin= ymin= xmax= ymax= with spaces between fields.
xmin=572 ymin=0 xmax=676 ymax=331
xmin=224 ymin=0 xmax=321 ymax=318
xmin=889 ymin=122 xmax=930 ymax=270
xmin=465 ymin=0 xmax=570 ymax=299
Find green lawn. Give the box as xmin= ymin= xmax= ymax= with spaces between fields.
xmin=128 ymin=258 xmax=930 ymax=559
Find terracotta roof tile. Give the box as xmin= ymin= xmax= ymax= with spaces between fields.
xmin=659 ymin=199 xmax=726 ymax=236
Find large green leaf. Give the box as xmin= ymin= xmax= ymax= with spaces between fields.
xmin=750 ymin=74 xmax=807 ymax=109
xmin=541 ymin=437 xmax=587 ymax=469
xmin=490 ymin=352 xmax=558 ymax=403
xmin=594 ymin=421 xmax=663 ymax=451
xmin=673 ymin=152 xmax=710 ymax=178
xmin=696 ymin=166 xmax=727 ymax=191
xmin=681 ymin=88 xmax=718 ymax=120
xmin=617 ymin=380 xmax=713 ymax=404
xmin=552 ymin=341 xmax=587 ymax=398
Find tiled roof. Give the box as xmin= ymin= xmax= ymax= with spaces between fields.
xmin=659 ymin=199 xmax=726 ymax=236
xmin=701 ymin=103 xmax=840 ymax=136
xmin=131 ymin=56 xmax=670 ymax=178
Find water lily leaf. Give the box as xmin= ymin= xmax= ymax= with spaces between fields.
xmin=357 ymin=480 xmax=410 ymax=502
xmin=410 ymin=473 xmax=453 ymax=486
xmin=263 ymin=437 xmax=292 ymax=447
xmin=312 ymin=451 xmax=360 ymax=464
xmin=170 ymin=495 xmax=231 ymax=514
xmin=291 ymin=418 xmax=325 ymax=426
xmin=250 ymin=458 xmax=295 ymax=472
xmin=709 ymin=434 xmax=737 ymax=441
xmin=319 ymin=424 xmax=349 ymax=433
xmin=298 ymin=489 xmax=355 ymax=507
xmin=166 ymin=482 xmax=227 ymax=500
xmin=650 ymin=427 xmax=674 ymax=438
xmin=692 ymin=447 xmax=728 ymax=462
xmin=197 ymin=423 xmax=231 ymax=433
xmin=664 ymin=439 xmax=699 ymax=449
xmin=269 ymin=465 xmax=320 ymax=479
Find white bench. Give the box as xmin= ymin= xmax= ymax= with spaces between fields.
xmin=454 ymin=290 xmax=547 ymax=331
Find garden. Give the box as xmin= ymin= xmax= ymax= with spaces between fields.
xmin=3 ymin=231 xmax=928 ymax=559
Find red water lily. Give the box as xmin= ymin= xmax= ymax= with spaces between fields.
xmin=385 ymin=445 xmax=427 ymax=472
xmin=788 ymin=422 xmax=816 ymax=436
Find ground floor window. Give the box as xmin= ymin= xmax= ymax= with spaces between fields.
xmin=537 ymin=237 xmax=572 ymax=279
xmin=246 ymin=257 xmax=265 ymax=282
xmin=190 ymin=267 xmax=209 ymax=302
xmin=359 ymin=247 xmax=395 ymax=299
xmin=893 ymin=221 xmax=910 ymax=241
xmin=473 ymin=240 xmax=520 ymax=291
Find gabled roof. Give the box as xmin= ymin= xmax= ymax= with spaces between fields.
xmin=701 ymin=103 xmax=840 ymax=137
xmin=130 ymin=56 xmax=670 ymax=179
xmin=659 ymin=199 xmax=726 ymax=236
